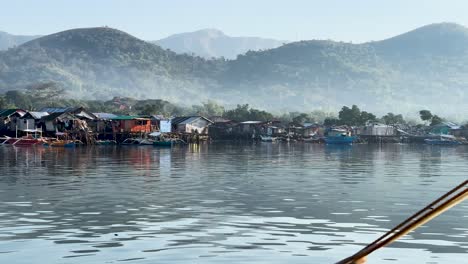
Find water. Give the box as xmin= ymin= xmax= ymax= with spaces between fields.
xmin=0 ymin=143 xmax=467 ymax=263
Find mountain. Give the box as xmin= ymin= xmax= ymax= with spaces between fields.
xmin=0 ymin=27 xmax=225 ymax=100
xmin=1 ymin=23 xmax=468 ymax=117
xmin=0 ymin=31 xmax=40 ymax=50
xmin=154 ymin=29 xmax=286 ymax=59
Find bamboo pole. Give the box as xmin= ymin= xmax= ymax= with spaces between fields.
xmin=337 ymin=180 xmax=467 ymax=264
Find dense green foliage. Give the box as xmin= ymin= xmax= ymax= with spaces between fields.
xmin=223 ymin=104 xmax=274 ymax=122
xmin=1 ymin=23 xmax=468 ymax=117
xmin=5 ymin=87 xmax=451 ymax=127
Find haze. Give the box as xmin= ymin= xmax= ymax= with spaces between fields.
xmin=1 ymin=0 xmax=468 ymax=42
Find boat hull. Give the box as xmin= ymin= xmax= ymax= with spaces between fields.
xmin=424 ymin=139 xmax=461 ymax=145
xmin=153 ymin=141 xmax=172 ymax=147
xmin=325 ymin=136 xmax=356 ymax=145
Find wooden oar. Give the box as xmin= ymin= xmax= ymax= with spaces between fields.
xmin=337 ymin=180 xmax=468 ymax=264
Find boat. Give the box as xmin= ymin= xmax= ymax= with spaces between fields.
xmin=121 ymin=138 xmax=154 ymax=145
xmin=44 ymin=139 xmax=83 ymax=147
xmin=303 ymin=137 xmax=321 ymax=143
xmin=325 ymin=129 xmax=356 ymax=145
xmin=424 ymin=135 xmax=461 ymax=145
xmin=260 ymin=135 xmax=276 ymax=142
xmin=96 ymin=140 xmax=117 ymax=145
xmin=0 ymin=134 xmax=45 ymax=146
xmin=153 ymin=140 xmax=173 ymax=147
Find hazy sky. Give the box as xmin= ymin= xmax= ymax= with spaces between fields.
xmin=1 ymin=0 xmax=467 ymax=42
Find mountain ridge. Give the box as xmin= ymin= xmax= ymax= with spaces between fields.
xmin=0 ymin=30 xmax=41 ymax=50
xmin=154 ymin=28 xmax=287 ymax=59
xmin=1 ymin=22 xmax=468 ymax=117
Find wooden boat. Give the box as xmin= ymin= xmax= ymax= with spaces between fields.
xmin=121 ymin=138 xmax=154 ymax=145
xmin=96 ymin=140 xmax=117 ymax=145
xmin=153 ymin=140 xmax=173 ymax=147
xmin=260 ymin=135 xmax=276 ymax=142
xmin=325 ymin=129 xmax=356 ymax=145
xmin=424 ymin=135 xmax=461 ymax=145
xmin=0 ymin=135 xmax=45 ymax=146
xmin=45 ymin=140 xmax=83 ymax=147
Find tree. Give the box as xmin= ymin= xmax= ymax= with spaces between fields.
xmin=223 ymin=104 xmax=273 ymax=122
xmin=292 ymin=113 xmax=314 ymax=124
xmin=324 ymin=117 xmax=339 ymax=126
xmin=382 ymin=112 xmax=405 ymax=125
xmin=0 ymin=96 xmax=7 ymax=109
xmin=419 ymin=110 xmax=433 ymax=123
xmin=430 ymin=115 xmax=443 ymax=126
xmin=192 ymin=100 xmax=225 ymax=117
xmin=337 ymin=105 xmax=376 ymax=126
xmin=359 ymin=111 xmax=377 ymax=126
xmin=223 ymin=104 xmax=250 ymax=121
xmin=338 ymin=105 xmax=361 ymax=125
xmin=5 ymin=90 xmax=32 ymax=109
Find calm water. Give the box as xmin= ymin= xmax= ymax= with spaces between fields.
xmin=0 ymin=143 xmax=467 ymax=264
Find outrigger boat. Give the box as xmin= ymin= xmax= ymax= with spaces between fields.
xmin=260 ymin=135 xmax=276 ymax=142
xmin=0 ymin=129 xmax=46 ymax=146
xmin=150 ymin=132 xmax=186 ymax=147
xmin=43 ymin=132 xmax=83 ymax=147
xmin=424 ymin=134 xmax=461 ymax=145
xmin=121 ymin=138 xmax=154 ymax=145
xmin=0 ymin=135 xmax=45 ymax=146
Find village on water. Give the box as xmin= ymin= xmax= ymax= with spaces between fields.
xmin=1 ymin=96 xmax=467 ymax=147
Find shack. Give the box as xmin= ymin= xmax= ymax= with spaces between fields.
xmin=18 ymin=111 xmax=49 ymax=132
xmin=92 ymin=113 xmax=118 ymax=135
xmin=430 ymin=122 xmax=461 ymax=136
xmin=41 ymin=112 xmax=84 ymax=133
xmin=358 ymin=123 xmax=396 ymax=136
xmin=0 ymin=109 xmax=26 ymax=135
xmin=171 ymin=116 xmax=213 ymax=134
xmin=111 ymin=116 xmax=151 ymax=134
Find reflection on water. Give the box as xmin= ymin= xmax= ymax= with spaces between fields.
xmin=0 ymin=144 xmax=467 ymax=263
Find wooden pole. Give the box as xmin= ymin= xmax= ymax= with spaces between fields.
xmin=337 ymin=180 xmax=467 ymax=264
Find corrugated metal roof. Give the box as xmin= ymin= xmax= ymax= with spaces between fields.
xmin=25 ymin=111 xmax=49 ymax=119
xmin=0 ymin=109 xmax=25 ymax=118
xmin=93 ymin=113 xmax=118 ymax=120
xmin=178 ymin=116 xmax=201 ymax=125
xmin=41 ymin=112 xmax=78 ymax=121
xmin=39 ymin=107 xmax=73 ymax=113
xmin=240 ymin=121 xmax=263 ymax=124
xmin=172 ymin=116 xmax=213 ymax=125
xmin=112 ymin=115 xmax=149 ymax=120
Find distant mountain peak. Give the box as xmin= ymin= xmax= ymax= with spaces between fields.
xmin=154 ymin=29 xmax=286 ymax=59
xmin=371 ymin=22 xmax=468 ymax=57
xmin=192 ymin=28 xmax=226 ymax=37
xmin=0 ymin=31 xmax=41 ymax=50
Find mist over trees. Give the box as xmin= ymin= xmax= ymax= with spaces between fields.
xmin=1 ymin=23 xmax=468 ymax=117
xmin=4 ymin=86 xmax=454 ymax=127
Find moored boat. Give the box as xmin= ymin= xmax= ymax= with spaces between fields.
xmin=424 ymin=135 xmax=461 ymax=145
xmin=121 ymin=138 xmax=154 ymax=145
xmin=325 ymin=129 xmax=356 ymax=145
xmin=0 ymin=135 xmax=45 ymax=146
xmin=153 ymin=140 xmax=173 ymax=147
xmin=260 ymin=135 xmax=276 ymax=142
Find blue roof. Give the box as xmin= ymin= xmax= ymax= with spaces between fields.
xmin=39 ymin=107 xmax=74 ymax=113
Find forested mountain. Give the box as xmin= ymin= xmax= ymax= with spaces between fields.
xmin=0 ymin=27 xmax=225 ymax=100
xmin=1 ymin=23 xmax=468 ymax=116
xmin=154 ymin=28 xmax=286 ymax=59
xmin=0 ymin=31 xmax=40 ymax=50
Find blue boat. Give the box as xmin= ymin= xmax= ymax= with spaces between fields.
xmin=325 ymin=129 xmax=357 ymax=145
xmin=424 ymin=135 xmax=461 ymax=145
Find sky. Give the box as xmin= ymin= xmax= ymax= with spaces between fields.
xmin=1 ymin=0 xmax=468 ymax=42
